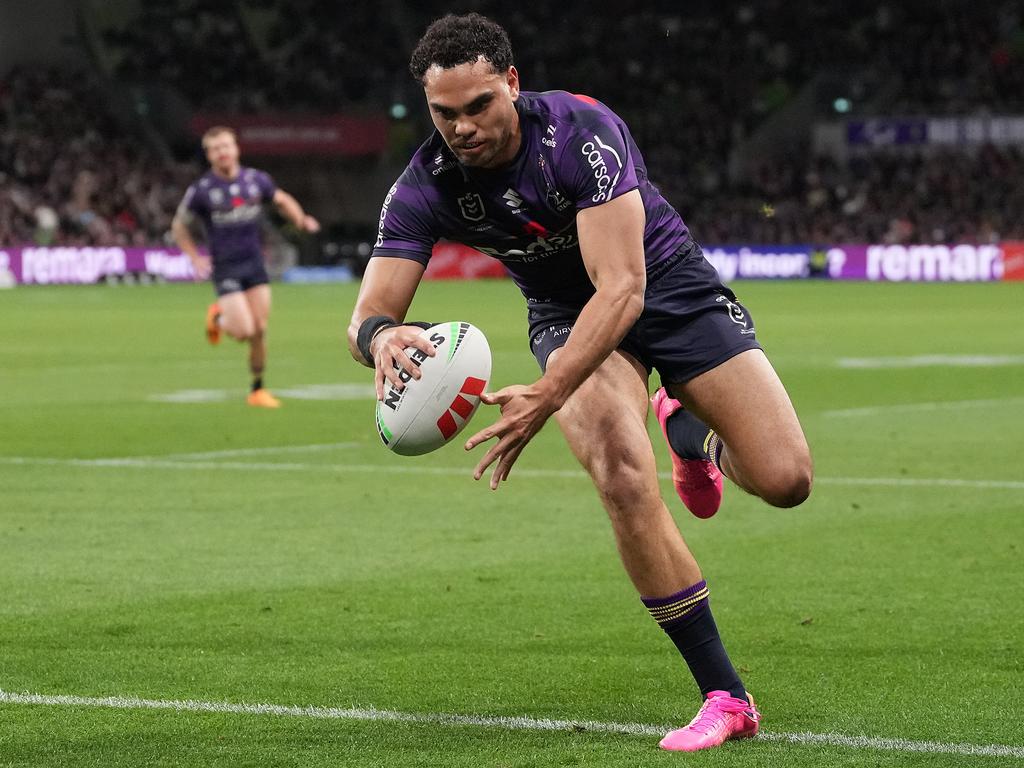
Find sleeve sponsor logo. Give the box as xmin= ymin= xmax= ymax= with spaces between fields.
xmin=375 ymin=183 xmax=398 ymax=248
xmin=580 ymin=135 xmax=623 ymax=203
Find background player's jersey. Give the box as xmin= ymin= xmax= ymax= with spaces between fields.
xmin=373 ymin=90 xmax=691 ymax=303
xmin=179 ymin=167 xmax=277 ymax=266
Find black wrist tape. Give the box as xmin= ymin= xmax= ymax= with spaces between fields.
xmin=357 ymin=315 xmax=398 ymax=362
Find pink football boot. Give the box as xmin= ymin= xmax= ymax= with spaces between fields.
xmin=659 ymin=690 xmax=761 ymax=752
xmin=650 ymin=387 xmax=724 ymax=518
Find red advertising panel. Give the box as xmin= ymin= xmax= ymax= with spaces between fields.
xmin=189 ymin=114 xmax=389 ymax=156
xmin=1001 ymin=241 xmax=1024 ymax=281
xmin=424 ymin=242 xmax=508 ymax=280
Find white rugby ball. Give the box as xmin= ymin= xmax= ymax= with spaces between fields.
xmin=375 ymin=322 xmax=491 ymax=456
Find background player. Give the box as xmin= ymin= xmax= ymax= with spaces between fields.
xmin=348 ymin=14 xmax=812 ymax=752
xmin=172 ymin=126 xmax=320 ymax=408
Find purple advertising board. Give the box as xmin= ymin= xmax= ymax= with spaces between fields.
xmin=0 ymin=243 xmax=1006 ymax=286
xmin=0 ymin=247 xmax=197 ymax=285
xmin=825 ymin=244 xmax=1003 ymax=282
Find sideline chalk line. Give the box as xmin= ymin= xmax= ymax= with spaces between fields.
xmin=2 ymin=454 xmax=1022 ymax=491
xmin=824 ymin=397 xmax=1024 ymax=418
xmin=1 ymin=690 xmax=1021 ymax=759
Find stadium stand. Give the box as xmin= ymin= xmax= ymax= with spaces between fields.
xmin=0 ymin=68 xmax=194 ymax=246
xmin=2 ymin=1 xmax=1022 ymax=249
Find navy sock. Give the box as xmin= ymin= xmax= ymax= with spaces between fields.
xmin=251 ymin=376 xmax=263 ymax=392
xmin=666 ymin=409 xmax=724 ymax=468
xmin=642 ymin=580 xmax=746 ymax=701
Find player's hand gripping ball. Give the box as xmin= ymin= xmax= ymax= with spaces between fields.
xmin=375 ymin=323 xmax=491 ymax=455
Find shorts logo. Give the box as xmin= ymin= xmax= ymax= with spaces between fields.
xmin=717 ymin=295 xmax=749 ymax=328
xmin=218 ymin=278 xmax=241 ymax=293
xmin=457 ymin=193 xmax=485 ymax=222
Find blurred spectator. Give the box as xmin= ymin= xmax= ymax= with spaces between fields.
xmin=0 ymin=68 xmax=194 ymax=246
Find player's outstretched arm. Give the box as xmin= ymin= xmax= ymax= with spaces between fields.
xmin=272 ymin=189 xmax=320 ymax=233
xmin=348 ymin=257 xmax=437 ymax=399
xmin=171 ymin=211 xmax=210 ymax=280
xmin=465 ymin=188 xmax=647 ymax=488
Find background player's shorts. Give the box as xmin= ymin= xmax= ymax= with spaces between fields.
xmin=527 ymin=239 xmax=761 ymax=385
xmin=212 ymin=258 xmax=269 ymax=297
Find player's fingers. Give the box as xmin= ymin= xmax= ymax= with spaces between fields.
xmin=380 ymin=356 xmax=406 ymax=390
xmin=464 ymin=418 xmax=505 ymax=451
xmin=391 ymin=348 xmax=422 ymax=381
xmin=473 ymin=437 xmax=511 ymax=481
xmin=374 ymin=364 xmax=385 ymax=401
xmin=492 ymin=443 xmax=524 ymax=489
xmin=406 ymin=333 xmax=437 ymax=357
xmin=480 ymin=388 xmax=513 ymax=406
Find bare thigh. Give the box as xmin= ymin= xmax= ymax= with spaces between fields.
xmin=667 ymin=348 xmax=813 ymax=507
xmin=553 ymin=348 xmax=701 ymax=594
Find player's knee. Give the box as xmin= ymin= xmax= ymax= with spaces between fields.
xmin=590 ymin=447 xmax=656 ymax=514
xmin=760 ymin=455 xmax=813 ymax=508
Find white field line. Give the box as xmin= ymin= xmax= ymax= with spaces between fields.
xmin=837 ymin=354 xmax=1024 ymax=369
xmin=2 ymin=455 xmax=1023 ymax=491
xmin=155 ymin=442 xmax=361 ymax=460
xmin=824 ymin=397 xmax=1024 ymax=418
xmin=0 ymin=690 xmax=1022 ymax=759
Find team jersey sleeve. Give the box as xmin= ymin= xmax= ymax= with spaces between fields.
xmin=370 ymin=175 xmax=437 ymax=265
xmin=178 ymin=183 xmax=204 ymax=217
xmin=256 ymin=170 xmax=278 ymax=200
xmin=560 ymin=107 xmax=640 ymax=211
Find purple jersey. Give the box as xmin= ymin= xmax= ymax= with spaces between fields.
xmin=179 ymin=167 xmax=277 ymax=266
xmin=373 ymin=90 xmax=690 ymax=303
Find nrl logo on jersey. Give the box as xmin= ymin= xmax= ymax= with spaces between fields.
xmin=457 ymin=193 xmax=486 ymax=222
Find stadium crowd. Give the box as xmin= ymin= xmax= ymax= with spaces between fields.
xmin=3 ymin=2 xmax=1022 ymax=248
xmin=0 ymin=69 xmax=193 ymax=247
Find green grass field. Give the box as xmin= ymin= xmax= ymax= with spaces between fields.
xmin=1 ymin=279 xmax=1022 ymax=767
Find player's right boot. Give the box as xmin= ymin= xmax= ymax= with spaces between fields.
xmin=247 ymin=389 xmax=281 ymax=408
xmin=659 ymin=691 xmax=761 ymax=752
xmin=651 ymin=387 xmax=724 ymax=519
xmin=205 ymin=303 xmax=221 ymax=345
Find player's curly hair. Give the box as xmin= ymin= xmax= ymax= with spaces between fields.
xmin=409 ymin=13 xmax=514 ymax=82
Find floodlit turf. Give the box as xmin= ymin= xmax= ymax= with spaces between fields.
xmin=1 ymin=279 xmax=1022 ymax=767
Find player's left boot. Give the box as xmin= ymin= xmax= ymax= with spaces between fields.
xmin=205 ymin=303 xmax=221 ymax=345
xmin=659 ymin=690 xmax=760 ymax=752
xmin=650 ymin=387 xmax=724 ymax=518
xmin=246 ymin=389 xmax=281 ymax=408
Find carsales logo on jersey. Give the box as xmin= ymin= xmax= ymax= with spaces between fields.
xmin=580 ymin=135 xmax=623 ymax=203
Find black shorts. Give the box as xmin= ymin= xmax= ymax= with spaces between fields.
xmin=213 ymin=259 xmax=269 ymax=297
xmin=527 ymin=240 xmax=761 ymax=385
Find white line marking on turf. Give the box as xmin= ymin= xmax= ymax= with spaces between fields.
xmin=157 ymin=443 xmax=361 ymax=460
xmin=824 ymin=397 xmax=1024 ymax=418
xmin=273 ymin=383 xmax=377 ymax=401
xmin=837 ymin=354 xmax=1024 ymax=369
xmin=2 ymin=456 xmax=1023 ymax=491
xmin=147 ymin=384 xmax=376 ymax=403
xmin=1 ymin=690 xmax=1021 ymax=758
